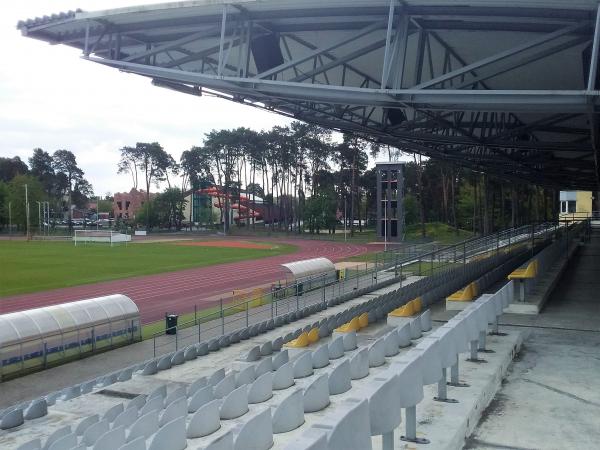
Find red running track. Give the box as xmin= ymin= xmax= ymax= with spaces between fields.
xmin=0 ymin=239 xmax=369 ymax=323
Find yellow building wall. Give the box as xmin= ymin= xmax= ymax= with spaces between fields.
xmin=576 ymin=191 xmax=593 ymax=214
xmin=559 ymin=191 xmax=593 ymax=220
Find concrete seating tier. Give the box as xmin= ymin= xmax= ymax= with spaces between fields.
xmin=6 ymin=272 xmax=517 ymax=450
xmin=504 ymin=229 xmax=580 ymax=312
xmin=2 ymin=243 xmax=531 ymax=450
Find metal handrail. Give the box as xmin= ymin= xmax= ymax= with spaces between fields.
xmin=149 ymin=221 xmax=566 ymax=356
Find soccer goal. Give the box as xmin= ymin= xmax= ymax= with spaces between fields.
xmin=73 ymin=230 xmax=131 ymax=246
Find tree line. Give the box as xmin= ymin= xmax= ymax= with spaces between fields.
xmin=0 ymin=125 xmax=558 ymax=237
xmin=0 ymin=150 xmax=92 ymax=232
xmin=117 ymin=121 xmax=558 ymax=236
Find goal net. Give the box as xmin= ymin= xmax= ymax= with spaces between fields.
xmin=73 ymin=230 xmax=131 ymax=246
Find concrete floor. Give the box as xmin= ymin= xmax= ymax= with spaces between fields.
xmin=466 ymin=229 xmax=600 ymax=450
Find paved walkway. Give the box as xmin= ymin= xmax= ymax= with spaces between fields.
xmin=466 ymin=229 xmax=600 ymax=449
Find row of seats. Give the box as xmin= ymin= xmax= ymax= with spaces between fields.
xmin=283 ymin=280 xmax=516 ymax=449
xmin=508 ymin=231 xmax=576 ymax=302
xmin=2 ymin=245 xmax=527 ymax=444
xmin=8 ymin=307 xmax=418 ymax=449
xmin=12 ymin=275 xmax=516 ymax=450
xmin=0 ymin=265 xmax=417 ymax=432
xmin=446 ymin=244 xmax=541 ymax=309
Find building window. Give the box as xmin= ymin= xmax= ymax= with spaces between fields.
xmin=561 ymin=200 xmax=576 ymax=213
xmin=117 ymin=201 xmax=122 ymax=210
xmin=126 ymin=201 xmax=131 ymax=210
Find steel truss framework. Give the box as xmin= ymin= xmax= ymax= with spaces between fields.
xmin=18 ymin=1 xmax=600 ymax=189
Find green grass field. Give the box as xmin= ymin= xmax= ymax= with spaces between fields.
xmin=0 ymin=240 xmax=295 ymax=297
xmin=346 ymin=223 xmax=474 ymax=263
xmin=404 ymin=222 xmax=474 ymax=244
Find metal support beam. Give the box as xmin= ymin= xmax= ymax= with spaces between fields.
xmin=292 ymin=39 xmax=387 ymax=83
xmin=284 ymin=33 xmax=383 ymax=87
xmin=255 ymin=19 xmax=385 ymax=79
xmin=83 ymin=20 xmax=90 ymax=56
xmin=454 ymin=35 xmax=591 ymax=91
xmin=123 ymin=26 xmax=221 ymax=63
xmin=391 ymin=13 xmax=410 ymax=89
xmin=381 ymin=0 xmax=397 ymax=88
xmin=588 ymin=4 xmax=600 ymax=91
xmin=218 ymin=5 xmax=228 ymax=76
xmin=414 ymin=21 xmax=590 ymax=89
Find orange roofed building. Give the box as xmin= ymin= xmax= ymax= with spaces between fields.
xmin=113 ymin=188 xmax=155 ymax=220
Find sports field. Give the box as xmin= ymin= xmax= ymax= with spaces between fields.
xmin=0 ymin=240 xmax=295 ymax=297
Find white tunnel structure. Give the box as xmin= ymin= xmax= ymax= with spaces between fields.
xmin=281 ymin=257 xmax=336 ymax=282
xmin=0 ymin=295 xmax=141 ymax=377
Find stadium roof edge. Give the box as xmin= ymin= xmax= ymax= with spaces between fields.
xmin=17 ymin=0 xmax=599 ymax=32
xmin=16 ymin=0 xmax=600 ymax=189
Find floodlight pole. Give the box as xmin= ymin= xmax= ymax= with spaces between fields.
xmin=45 ymin=201 xmax=50 ymax=235
xmin=42 ymin=202 xmax=46 ymax=235
xmin=8 ymin=201 xmax=11 ymax=237
xmin=37 ymin=201 xmax=41 ymax=234
xmin=24 ymin=184 xmax=30 ymax=240
xmin=384 ymin=198 xmax=388 ymax=252
xmin=344 ymin=196 xmax=347 ymax=242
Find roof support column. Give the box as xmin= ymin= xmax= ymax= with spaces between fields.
xmin=587 ymin=3 xmax=600 ymax=91
xmin=243 ymin=21 xmax=253 ymax=78
xmin=83 ymin=20 xmax=90 ymax=56
xmin=391 ymin=12 xmax=410 ymax=89
xmin=218 ymin=4 xmax=228 ymax=76
xmin=381 ymin=0 xmax=396 ymax=88
xmin=589 ymin=3 xmax=600 ymax=185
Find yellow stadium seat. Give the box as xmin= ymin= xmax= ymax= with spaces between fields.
xmin=389 ymin=304 xmax=413 ymax=317
xmin=446 ymin=282 xmax=478 ymax=302
xmin=285 ymin=331 xmax=309 ymax=348
xmin=508 ymin=260 xmax=538 ymax=280
xmin=411 ymin=297 xmax=423 ymax=313
xmin=307 ymin=327 xmax=320 ymax=344
xmin=358 ymin=313 xmax=369 ymax=329
xmin=335 ymin=316 xmax=361 ymax=333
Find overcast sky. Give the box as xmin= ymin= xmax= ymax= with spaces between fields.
xmin=0 ymin=1 xmax=293 ymax=196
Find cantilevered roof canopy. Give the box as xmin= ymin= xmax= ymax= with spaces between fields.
xmin=0 ymin=295 xmax=139 ymax=348
xmin=282 ymin=257 xmax=336 ymax=281
xmin=17 ymin=0 xmax=600 ymax=189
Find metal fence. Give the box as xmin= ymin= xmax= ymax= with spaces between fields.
xmin=148 ymin=221 xmax=564 ymax=357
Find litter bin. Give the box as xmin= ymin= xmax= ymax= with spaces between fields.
xmin=296 ymin=282 xmax=304 ymax=296
xmin=165 ymin=314 xmax=178 ymax=335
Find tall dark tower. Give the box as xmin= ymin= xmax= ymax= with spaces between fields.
xmin=376 ymin=162 xmax=404 ymax=241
